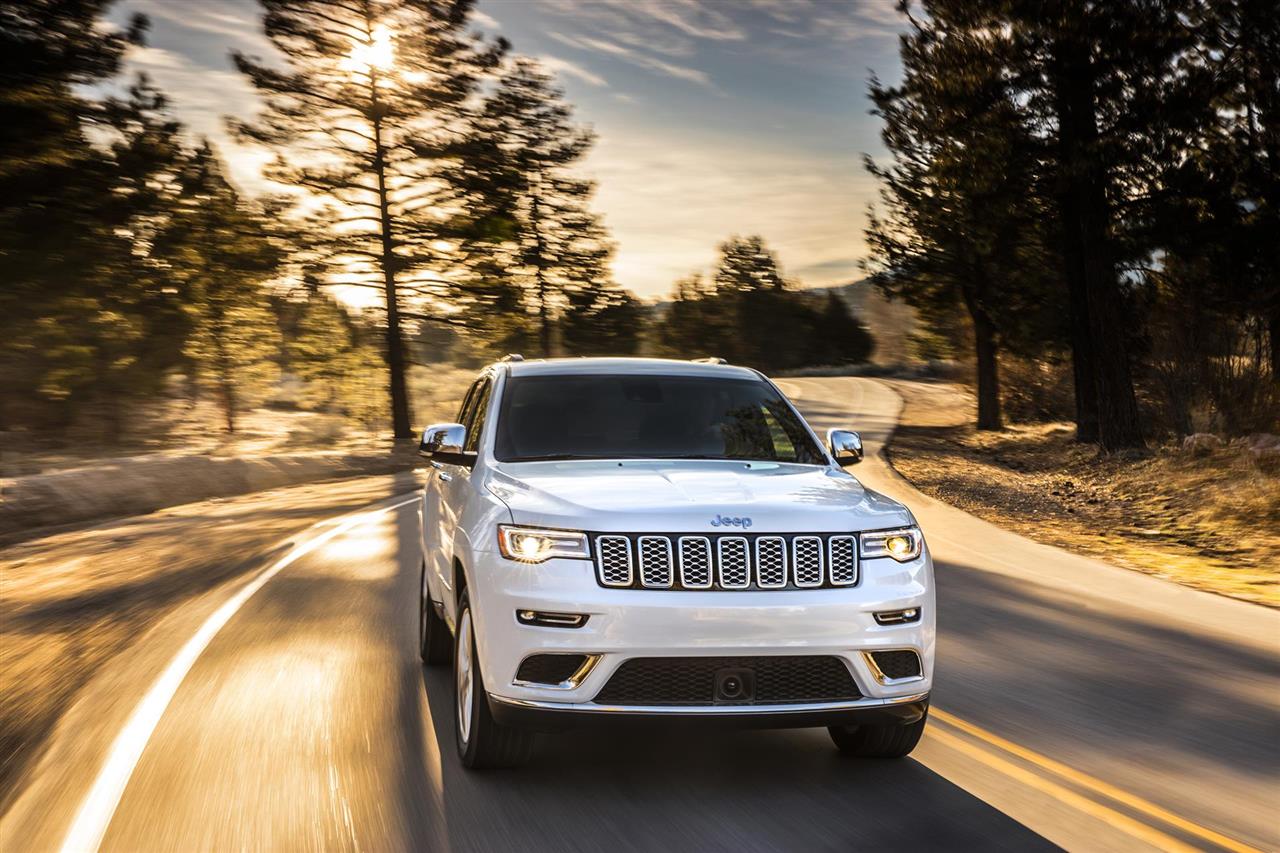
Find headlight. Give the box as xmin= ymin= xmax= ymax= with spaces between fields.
xmin=497 ymin=525 xmax=590 ymax=563
xmin=860 ymin=526 xmax=923 ymax=562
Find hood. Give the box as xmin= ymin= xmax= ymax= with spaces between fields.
xmin=484 ymin=459 xmax=912 ymax=534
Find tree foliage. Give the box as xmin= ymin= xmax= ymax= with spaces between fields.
xmin=658 ymin=236 xmax=873 ymax=371
xmin=461 ymin=57 xmax=631 ymax=357
xmin=232 ymin=0 xmax=504 ymax=437
xmin=864 ymin=4 xmax=1061 ymax=430
xmin=866 ymin=0 xmax=1278 ymax=442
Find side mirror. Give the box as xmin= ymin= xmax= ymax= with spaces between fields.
xmin=828 ymin=429 xmax=863 ymax=466
xmin=419 ymin=423 xmax=475 ymax=467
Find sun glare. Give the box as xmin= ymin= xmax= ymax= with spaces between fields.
xmin=343 ymin=24 xmax=394 ymax=74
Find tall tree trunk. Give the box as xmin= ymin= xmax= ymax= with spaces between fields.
xmin=1269 ymin=303 xmax=1280 ymax=383
xmin=1050 ymin=28 xmax=1144 ymax=450
xmin=212 ymin=315 xmax=236 ymax=434
xmin=369 ymin=70 xmax=413 ymax=439
xmin=531 ymin=188 xmax=552 ymax=358
xmin=961 ymin=282 xmax=1002 ymax=431
xmin=1058 ymin=198 xmax=1100 ymax=442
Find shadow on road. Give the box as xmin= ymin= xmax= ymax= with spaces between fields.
xmin=935 ymin=561 xmax=1280 ymax=785
xmin=416 ymin=667 xmax=1054 ymax=851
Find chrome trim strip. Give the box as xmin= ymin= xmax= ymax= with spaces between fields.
xmin=861 ymin=649 xmax=925 ymax=685
xmin=512 ymin=653 xmax=603 ymax=691
xmin=489 ymin=691 xmax=930 ymax=715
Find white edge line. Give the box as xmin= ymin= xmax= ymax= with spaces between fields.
xmin=60 ymin=495 xmax=420 ymax=853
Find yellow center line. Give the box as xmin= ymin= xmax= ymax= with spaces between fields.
xmin=931 ymin=708 xmax=1264 ymax=853
xmin=928 ymin=728 xmax=1201 ymax=853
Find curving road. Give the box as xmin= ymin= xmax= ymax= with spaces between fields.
xmin=2 ymin=377 xmax=1276 ymax=852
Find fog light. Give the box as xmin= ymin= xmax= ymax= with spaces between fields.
xmin=874 ymin=608 xmax=921 ymax=626
xmin=516 ymin=610 xmax=588 ymax=628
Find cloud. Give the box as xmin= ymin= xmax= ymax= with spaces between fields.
xmin=125 ymin=0 xmax=274 ymax=53
xmin=537 ymin=55 xmax=609 ymax=88
xmin=548 ymin=32 xmax=714 ymax=89
xmin=471 ymin=10 xmax=500 ymax=29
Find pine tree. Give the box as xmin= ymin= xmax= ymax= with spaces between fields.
xmin=157 ymin=143 xmax=283 ymax=433
xmin=232 ymin=0 xmax=504 ymax=438
xmin=714 ymin=236 xmax=788 ymax=293
xmin=0 ymin=1 xmax=147 ymax=434
xmin=864 ymin=3 xmax=1060 ymax=431
xmin=1006 ymin=0 xmax=1204 ymax=448
xmin=561 ymin=282 xmax=642 ymax=356
xmin=463 ymin=57 xmax=617 ymax=358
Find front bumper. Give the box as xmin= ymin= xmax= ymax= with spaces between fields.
xmin=489 ymin=693 xmax=930 ymax=732
xmin=464 ymin=546 xmax=935 ymax=717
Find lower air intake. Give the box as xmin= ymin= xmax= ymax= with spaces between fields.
xmin=515 ymin=654 xmax=588 ymax=685
xmin=593 ymin=655 xmax=860 ymax=706
xmin=867 ymin=650 xmax=922 ymax=681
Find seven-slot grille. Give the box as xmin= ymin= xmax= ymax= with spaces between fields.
xmin=593 ymin=533 xmax=859 ymax=591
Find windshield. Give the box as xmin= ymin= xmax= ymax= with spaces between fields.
xmin=494 ymin=373 xmax=826 ymax=464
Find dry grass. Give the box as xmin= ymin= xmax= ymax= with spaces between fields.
xmin=2 ymin=365 xmax=478 ymax=477
xmin=885 ymin=381 xmax=1280 ymax=607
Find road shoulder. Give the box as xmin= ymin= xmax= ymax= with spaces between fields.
xmin=878 ymin=378 xmax=1278 ymax=608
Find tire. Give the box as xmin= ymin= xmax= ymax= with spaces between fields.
xmin=453 ymin=590 xmax=534 ymax=769
xmin=418 ymin=559 xmax=450 ymax=666
xmin=829 ymin=707 xmax=929 ymax=759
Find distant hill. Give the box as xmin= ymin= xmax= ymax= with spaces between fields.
xmin=810 ymin=279 xmax=919 ymax=366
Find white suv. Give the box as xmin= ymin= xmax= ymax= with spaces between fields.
xmin=417 ymin=357 xmax=934 ymax=768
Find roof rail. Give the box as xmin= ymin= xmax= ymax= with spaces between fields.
xmin=690 ymin=356 xmax=727 ymax=365
xmin=500 ymin=353 xmax=524 ymax=362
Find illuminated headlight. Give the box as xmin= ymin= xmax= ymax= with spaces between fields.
xmin=860 ymin=526 xmax=924 ymax=562
xmin=497 ymin=525 xmax=590 ymax=563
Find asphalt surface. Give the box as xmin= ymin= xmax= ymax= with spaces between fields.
xmin=2 ymin=377 xmax=1277 ymax=852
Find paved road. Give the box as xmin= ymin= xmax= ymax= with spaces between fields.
xmin=2 ymin=377 xmax=1276 ymax=852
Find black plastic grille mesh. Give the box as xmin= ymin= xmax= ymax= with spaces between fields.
xmin=515 ymin=654 xmax=588 ymax=685
xmin=869 ymin=650 xmax=922 ymax=680
xmin=594 ymin=655 xmax=861 ymax=706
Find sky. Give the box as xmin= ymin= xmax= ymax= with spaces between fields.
xmin=108 ymin=0 xmax=907 ymax=300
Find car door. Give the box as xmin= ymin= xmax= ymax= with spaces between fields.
xmin=433 ymin=375 xmax=493 ymax=596
xmin=425 ymin=379 xmax=479 ymax=595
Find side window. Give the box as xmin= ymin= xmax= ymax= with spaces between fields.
xmin=465 ymin=378 xmax=493 ymax=452
xmin=456 ymin=381 xmax=480 ymax=428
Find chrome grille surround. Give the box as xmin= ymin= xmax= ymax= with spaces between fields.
xmin=755 ymin=536 xmax=787 ymax=588
xmin=677 ymin=536 xmax=713 ymax=589
xmin=792 ymin=536 xmax=824 ymax=587
xmin=827 ymin=535 xmax=858 ymax=585
xmin=596 ymin=535 xmax=633 ymax=587
xmin=593 ymin=533 xmax=861 ymax=591
xmin=637 ymin=535 xmax=674 ymax=588
xmin=717 ymin=536 xmax=751 ymax=589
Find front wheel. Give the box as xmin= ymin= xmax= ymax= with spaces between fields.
xmin=829 ymin=707 xmax=928 ymax=759
xmin=454 ymin=590 xmax=534 ymax=769
xmin=418 ymin=560 xmax=450 ymax=665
